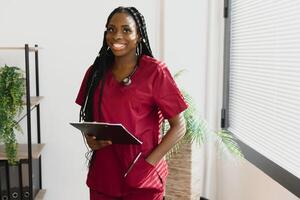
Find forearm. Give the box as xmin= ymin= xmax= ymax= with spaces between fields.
xmin=145 ymin=113 xmax=186 ymax=165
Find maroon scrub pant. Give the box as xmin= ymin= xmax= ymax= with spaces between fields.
xmin=90 ymin=189 xmax=164 ymax=200
xmin=89 ymin=157 xmax=166 ymax=200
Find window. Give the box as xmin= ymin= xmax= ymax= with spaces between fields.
xmin=222 ymin=0 xmax=300 ymax=197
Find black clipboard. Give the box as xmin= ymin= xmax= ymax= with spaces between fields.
xmin=70 ymin=122 xmax=142 ymax=145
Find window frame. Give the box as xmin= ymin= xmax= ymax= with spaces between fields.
xmin=222 ymin=0 xmax=300 ymax=198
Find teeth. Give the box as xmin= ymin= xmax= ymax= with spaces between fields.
xmin=113 ymin=43 xmax=125 ymax=49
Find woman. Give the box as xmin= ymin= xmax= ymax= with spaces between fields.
xmin=76 ymin=6 xmax=188 ymax=200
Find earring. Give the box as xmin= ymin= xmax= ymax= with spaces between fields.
xmin=136 ymin=42 xmax=140 ymax=56
xmin=136 ymin=42 xmax=142 ymax=55
xmin=140 ymin=42 xmax=143 ymax=55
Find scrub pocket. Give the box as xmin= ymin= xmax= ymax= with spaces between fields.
xmin=124 ymin=157 xmax=163 ymax=191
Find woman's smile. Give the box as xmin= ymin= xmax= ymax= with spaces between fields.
xmin=106 ymin=12 xmax=140 ymax=57
xmin=111 ymin=43 xmax=127 ymax=51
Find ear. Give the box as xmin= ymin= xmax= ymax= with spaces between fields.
xmin=137 ymin=31 xmax=142 ymax=42
xmin=138 ymin=36 xmax=143 ymax=43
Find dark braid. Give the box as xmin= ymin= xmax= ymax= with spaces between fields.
xmin=80 ymin=32 xmax=113 ymax=122
xmin=80 ymin=6 xmax=153 ymax=122
xmin=79 ymin=6 xmax=154 ymax=166
xmin=126 ymin=7 xmax=153 ymax=57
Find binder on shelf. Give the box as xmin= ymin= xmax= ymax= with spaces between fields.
xmin=21 ymin=159 xmax=40 ymax=200
xmin=21 ymin=161 xmax=30 ymax=200
xmin=70 ymin=122 xmax=142 ymax=145
xmin=0 ymin=161 xmax=9 ymax=200
xmin=8 ymin=165 xmax=21 ymax=200
xmin=10 ymin=187 xmax=21 ymax=200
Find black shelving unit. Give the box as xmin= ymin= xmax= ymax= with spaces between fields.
xmin=0 ymin=44 xmax=45 ymax=200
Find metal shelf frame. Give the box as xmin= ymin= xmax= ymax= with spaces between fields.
xmin=0 ymin=44 xmax=44 ymax=200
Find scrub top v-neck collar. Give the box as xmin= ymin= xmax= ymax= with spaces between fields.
xmin=106 ymin=64 xmax=139 ymax=89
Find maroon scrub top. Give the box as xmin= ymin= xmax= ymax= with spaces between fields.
xmin=76 ymin=55 xmax=188 ymax=197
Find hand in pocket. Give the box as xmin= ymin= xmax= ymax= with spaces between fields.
xmin=124 ymin=156 xmax=163 ymax=191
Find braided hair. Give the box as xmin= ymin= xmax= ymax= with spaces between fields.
xmin=80 ymin=6 xmax=153 ymax=122
xmin=80 ymin=7 xmax=153 ymax=165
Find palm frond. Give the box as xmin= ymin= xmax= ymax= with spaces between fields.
xmin=165 ymin=69 xmax=243 ymax=160
xmin=173 ymin=69 xmax=187 ymax=80
xmin=181 ymin=90 xmax=207 ymax=145
xmin=164 ymin=88 xmax=208 ymax=159
xmin=215 ymin=129 xmax=244 ymax=158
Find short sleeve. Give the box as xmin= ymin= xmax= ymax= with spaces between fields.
xmin=75 ymin=66 xmax=93 ymax=106
xmin=153 ymin=64 xmax=188 ymax=119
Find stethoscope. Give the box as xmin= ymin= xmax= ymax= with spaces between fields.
xmin=80 ymin=64 xmax=138 ymax=121
xmin=121 ymin=64 xmax=138 ymax=86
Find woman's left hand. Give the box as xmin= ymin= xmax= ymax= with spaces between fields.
xmin=85 ymin=134 xmax=112 ymax=150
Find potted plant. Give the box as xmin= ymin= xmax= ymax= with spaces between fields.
xmin=163 ymin=70 xmax=242 ymax=199
xmin=0 ymin=65 xmax=25 ymax=165
xmin=164 ymin=70 xmax=242 ymax=158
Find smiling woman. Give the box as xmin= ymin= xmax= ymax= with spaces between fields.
xmin=75 ymin=6 xmax=188 ymax=200
xmin=106 ymin=13 xmax=140 ymax=57
xmin=105 ymin=12 xmax=141 ymax=84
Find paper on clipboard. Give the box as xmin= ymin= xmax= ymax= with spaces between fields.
xmin=70 ymin=122 xmax=142 ymax=145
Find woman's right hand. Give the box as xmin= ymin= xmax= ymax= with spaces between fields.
xmin=85 ymin=134 xmax=112 ymax=150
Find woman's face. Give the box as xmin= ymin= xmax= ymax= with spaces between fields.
xmin=106 ymin=12 xmax=140 ymax=58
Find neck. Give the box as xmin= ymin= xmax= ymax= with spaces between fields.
xmin=113 ymin=54 xmax=139 ymax=70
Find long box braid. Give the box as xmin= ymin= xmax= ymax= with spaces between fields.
xmin=79 ymin=6 xmax=155 ymax=166
xmin=80 ymin=6 xmax=154 ymax=122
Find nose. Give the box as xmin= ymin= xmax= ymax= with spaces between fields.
xmin=113 ymin=31 xmax=123 ymax=40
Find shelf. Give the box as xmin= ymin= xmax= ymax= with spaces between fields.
xmin=0 ymin=43 xmax=45 ymax=199
xmin=0 ymin=46 xmax=42 ymax=52
xmin=17 ymin=96 xmax=44 ymax=123
xmin=22 ymin=96 xmax=44 ymax=106
xmin=0 ymin=144 xmax=45 ymax=160
xmin=35 ymin=189 xmax=46 ymax=200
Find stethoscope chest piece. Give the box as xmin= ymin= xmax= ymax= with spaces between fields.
xmin=122 ymin=77 xmax=132 ymax=86
xmin=121 ymin=64 xmax=138 ymax=86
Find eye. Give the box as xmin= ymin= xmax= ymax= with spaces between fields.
xmin=123 ymin=27 xmax=132 ymax=33
xmin=106 ymin=27 xmax=114 ymax=32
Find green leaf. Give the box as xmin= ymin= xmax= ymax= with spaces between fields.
xmin=164 ymin=69 xmax=243 ymax=160
xmin=216 ymin=129 xmax=244 ymax=158
xmin=0 ymin=65 xmax=25 ymax=165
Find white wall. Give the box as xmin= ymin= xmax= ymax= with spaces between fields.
xmin=218 ymin=159 xmax=299 ymax=200
xmin=164 ymin=0 xmax=299 ymax=200
xmin=0 ymin=1 xmax=160 ymax=199
xmin=163 ymin=0 xmax=207 ymax=113
xmin=163 ymin=0 xmax=209 ymax=199
xmin=1 ymin=0 xmax=299 ymax=200
xmin=205 ymin=1 xmax=300 ymax=200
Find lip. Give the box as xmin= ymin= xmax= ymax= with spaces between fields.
xmin=110 ymin=43 xmax=127 ymax=51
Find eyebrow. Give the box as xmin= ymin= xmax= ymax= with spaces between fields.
xmin=107 ymin=24 xmax=132 ymax=28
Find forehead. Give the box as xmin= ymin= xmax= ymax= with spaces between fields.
xmin=108 ymin=12 xmax=137 ymax=27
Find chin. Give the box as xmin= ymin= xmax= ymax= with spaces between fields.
xmin=109 ymin=48 xmax=123 ymax=55
xmin=112 ymin=52 xmax=126 ymax=57
xmin=110 ymin=47 xmax=136 ymax=58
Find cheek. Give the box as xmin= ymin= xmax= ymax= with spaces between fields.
xmin=105 ymin=34 xmax=110 ymax=42
xmin=129 ymin=34 xmax=139 ymax=45
xmin=129 ymin=30 xmax=139 ymax=41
